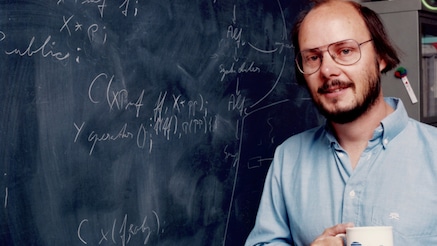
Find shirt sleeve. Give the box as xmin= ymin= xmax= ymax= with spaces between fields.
xmin=245 ymin=144 xmax=293 ymax=245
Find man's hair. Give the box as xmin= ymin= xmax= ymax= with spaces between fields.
xmin=291 ymin=0 xmax=400 ymax=85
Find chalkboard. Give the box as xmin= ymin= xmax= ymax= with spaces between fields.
xmin=0 ymin=0 xmax=321 ymax=245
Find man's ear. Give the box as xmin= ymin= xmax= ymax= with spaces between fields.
xmin=379 ymin=58 xmax=387 ymax=72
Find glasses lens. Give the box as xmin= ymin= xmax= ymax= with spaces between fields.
xmin=328 ymin=40 xmax=361 ymax=65
xmin=296 ymin=50 xmax=321 ymax=74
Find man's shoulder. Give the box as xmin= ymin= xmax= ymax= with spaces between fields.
xmin=408 ymin=118 xmax=437 ymax=134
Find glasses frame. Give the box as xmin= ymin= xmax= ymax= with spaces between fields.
xmin=295 ymin=39 xmax=373 ymax=75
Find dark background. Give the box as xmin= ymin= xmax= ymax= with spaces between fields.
xmin=0 ymin=0 xmax=321 ymax=245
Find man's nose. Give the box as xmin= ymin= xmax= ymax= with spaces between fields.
xmin=318 ymin=53 xmax=341 ymax=78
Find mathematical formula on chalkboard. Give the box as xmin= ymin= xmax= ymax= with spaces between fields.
xmin=0 ymin=1 xmax=319 ymax=245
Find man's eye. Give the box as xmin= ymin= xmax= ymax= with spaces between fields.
xmin=309 ymin=55 xmax=319 ymax=61
xmin=304 ymin=54 xmax=319 ymax=62
xmin=340 ymin=48 xmax=351 ymax=55
xmin=335 ymin=47 xmax=357 ymax=57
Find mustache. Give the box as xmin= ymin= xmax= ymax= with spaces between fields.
xmin=317 ymin=79 xmax=354 ymax=94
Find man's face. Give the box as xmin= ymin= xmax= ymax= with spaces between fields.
xmin=297 ymin=2 xmax=386 ymax=124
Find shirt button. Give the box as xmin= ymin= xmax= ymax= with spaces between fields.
xmin=383 ymin=138 xmax=389 ymax=145
xmin=349 ymin=190 xmax=356 ymax=197
xmin=366 ymin=153 xmax=372 ymax=160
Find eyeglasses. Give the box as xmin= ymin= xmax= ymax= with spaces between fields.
xmin=295 ymin=39 xmax=373 ymax=75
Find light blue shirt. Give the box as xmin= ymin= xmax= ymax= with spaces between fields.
xmin=245 ymin=98 xmax=437 ymax=245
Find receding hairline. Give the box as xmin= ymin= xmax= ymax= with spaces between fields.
xmin=298 ymin=0 xmax=369 ymax=47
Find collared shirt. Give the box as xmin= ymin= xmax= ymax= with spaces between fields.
xmin=245 ymin=97 xmax=437 ymax=246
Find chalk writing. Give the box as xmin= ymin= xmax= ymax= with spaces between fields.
xmin=224 ymin=145 xmax=239 ymax=167
xmin=219 ymin=61 xmax=261 ymax=81
xmin=88 ymin=73 xmax=145 ymax=116
xmin=152 ymin=91 xmax=215 ymax=139
xmin=228 ymin=78 xmax=246 ymax=117
xmin=87 ymin=24 xmax=107 ymax=45
xmin=215 ymin=5 xmax=267 ymax=82
xmin=247 ymin=156 xmax=273 ymax=169
xmin=120 ymin=0 xmax=139 ymax=17
xmin=80 ymin=0 xmax=108 ymax=18
xmin=60 ymin=15 xmax=75 ymax=36
xmin=5 ymin=35 xmax=70 ymax=61
xmin=4 ymin=187 xmax=7 ymax=209
xmin=3 ymin=173 xmax=7 ymax=209
xmin=137 ymin=124 xmax=153 ymax=153
xmin=87 ymin=123 xmax=134 ymax=155
xmin=56 ymin=0 xmax=139 ymax=18
xmin=227 ymin=24 xmax=243 ymax=49
xmin=73 ymin=122 xmax=135 ymax=155
xmin=77 ymin=212 xmax=160 ymax=245
xmin=76 ymin=74 xmax=218 ymax=155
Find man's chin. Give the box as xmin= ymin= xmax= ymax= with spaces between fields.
xmin=321 ymin=105 xmax=366 ymax=124
xmin=325 ymin=112 xmax=359 ymax=124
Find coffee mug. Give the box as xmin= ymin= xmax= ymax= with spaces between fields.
xmin=337 ymin=226 xmax=393 ymax=246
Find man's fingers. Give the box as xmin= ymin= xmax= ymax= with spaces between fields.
xmin=311 ymin=223 xmax=355 ymax=245
xmin=323 ymin=223 xmax=354 ymax=237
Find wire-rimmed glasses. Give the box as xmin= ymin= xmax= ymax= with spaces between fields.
xmin=295 ymin=39 xmax=373 ymax=75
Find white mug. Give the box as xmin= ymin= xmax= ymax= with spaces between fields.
xmin=337 ymin=226 xmax=393 ymax=246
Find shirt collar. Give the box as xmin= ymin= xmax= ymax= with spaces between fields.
xmin=324 ymin=97 xmax=409 ymax=149
xmin=380 ymin=97 xmax=409 ymax=148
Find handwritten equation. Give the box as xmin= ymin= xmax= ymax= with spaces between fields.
xmin=74 ymin=72 xmax=216 ymax=155
xmin=77 ymin=212 xmax=160 ymax=245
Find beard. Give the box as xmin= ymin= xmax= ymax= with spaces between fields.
xmin=314 ymin=64 xmax=381 ymax=124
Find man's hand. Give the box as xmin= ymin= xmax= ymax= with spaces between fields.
xmin=310 ymin=223 xmax=354 ymax=246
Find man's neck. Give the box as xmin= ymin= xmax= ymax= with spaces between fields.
xmin=331 ymin=96 xmax=394 ymax=169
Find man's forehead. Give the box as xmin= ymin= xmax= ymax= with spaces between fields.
xmin=298 ymin=2 xmax=368 ymax=50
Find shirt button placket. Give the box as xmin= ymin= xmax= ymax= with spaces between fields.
xmin=342 ymin=185 xmax=359 ymax=223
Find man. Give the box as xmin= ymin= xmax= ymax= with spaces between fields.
xmin=245 ymin=0 xmax=437 ymax=245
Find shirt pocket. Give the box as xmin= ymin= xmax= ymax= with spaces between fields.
xmin=371 ymin=206 xmax=437 ymax=238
